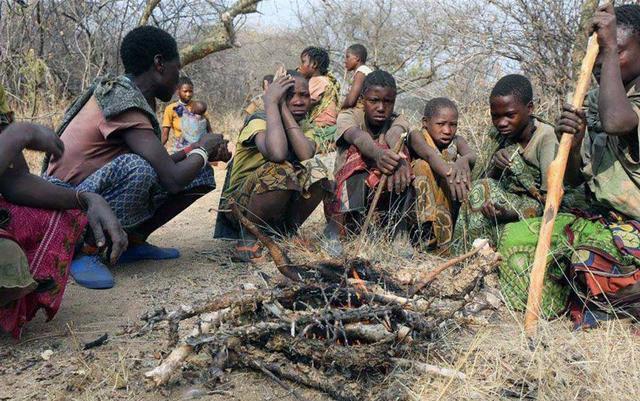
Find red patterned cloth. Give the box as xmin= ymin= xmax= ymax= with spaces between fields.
xmin=0 ymin=199 xmax=86 ymax=338
xmin=329 ymin=143 xmax=411 ymax=216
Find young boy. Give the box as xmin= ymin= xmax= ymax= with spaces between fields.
xmin=161 ymin=76 xmax=212 ymax=146
xmin=454 ymin=74 xmax=559 ymax=253
xmin=324 ymin=70 xmax=412 ymax=254
xmin=409 ymin=98 xmax=476 ymax=251
xmin=299 ymin=47 xmax=340 ymax=151
xmin=342 ymin=44 xmax=373 ymax=110
xmin=217 ymin=71 xmax=331 ymax=262
xmin=242 ymin=75 xmax=274 ymax=120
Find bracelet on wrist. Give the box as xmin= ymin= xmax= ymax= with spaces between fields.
xmin=187 ymin=147 xmax=209 ymax=169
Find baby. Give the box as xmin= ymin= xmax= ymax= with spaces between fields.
xmin=175 ymin=100 xmax=209 ymax=151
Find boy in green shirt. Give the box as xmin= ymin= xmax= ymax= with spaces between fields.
xmin=454 ymin=74 xmax=559 ymax=253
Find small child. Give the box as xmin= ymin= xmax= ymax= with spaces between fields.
xmin=299 ymin=46 xmax=340 ymax=151
xmin=342 ymin=44 xmax=373 ymax=110
xmin=161 ymin=76 xmax=212 ymax=148
xmin=177 ymin=100 xmax=209 ymax=151
xmin=409 ymin=98 xmax=476 ymax=250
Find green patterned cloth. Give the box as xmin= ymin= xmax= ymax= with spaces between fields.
xmin=312 ymin=124 xmax=337 ymax=153
xmin=452 ymin=118 xmax=580 ymax=253
xmin=498 ymin=214 xmax=640 ymax=318
xmin=498 ymin=214 xmax=576 ymax=318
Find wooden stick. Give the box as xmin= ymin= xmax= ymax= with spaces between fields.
xmin=354 ymin=132 xmax=408 ymax=255
xmin=408 ymin=239 xmax=488 ymax=296
xmin=229 ymin=200 xmax=305 ymax=282
xmin=524 ymin=30 xmax=601 ymax=335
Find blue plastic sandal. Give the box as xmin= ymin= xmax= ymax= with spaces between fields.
xmin=117 ymin=243 xmax=181 ymax=264
xmin=70 ymin=255 xmax=114 ymax=289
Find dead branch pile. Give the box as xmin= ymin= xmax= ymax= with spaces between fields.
xmin=143 ymin=203 xmax=502 ymax=400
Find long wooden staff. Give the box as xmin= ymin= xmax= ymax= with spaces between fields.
xmin=354 ymin=132 xmax=408 ymax=255
xmin=524 ymin=23 xmax=602 ymax=335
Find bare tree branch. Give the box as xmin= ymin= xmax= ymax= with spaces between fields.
xmin=179 ymin=0 xmax=262 ymax=67
xmin=138 ymin=0 xmax=161 ymax=26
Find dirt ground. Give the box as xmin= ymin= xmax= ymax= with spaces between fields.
xmin=0 ymin=169 xmax=331 ymax=401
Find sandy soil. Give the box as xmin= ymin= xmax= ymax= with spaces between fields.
xmin=0 ymin=169 xmax=330 ymax=401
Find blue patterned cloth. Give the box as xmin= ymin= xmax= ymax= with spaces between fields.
xmin=44 ymin=153 xmax=215 ymax=229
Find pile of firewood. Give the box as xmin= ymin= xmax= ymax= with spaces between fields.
xmin=142 ymin=204 xmax=501 ymax=401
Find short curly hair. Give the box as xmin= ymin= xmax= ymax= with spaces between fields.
xmin=490 ymin=74 xmax=533 ymax=105
xmin=616 ymin=4 xmax=640 ymax=38
xmin=362 ymin=70 xmax=397 ymax=95
xmin=347 ymin=44 xmax=368 ymax=63
xmin=423 ymin=97 xmax=458 ymax=119
xmin=120 ymin=26 xmax=179 ymax=76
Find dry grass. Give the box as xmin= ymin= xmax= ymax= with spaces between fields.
xmin=406 ymin=315 xmax=640 ymax=401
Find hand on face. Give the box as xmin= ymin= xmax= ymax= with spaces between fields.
xmin=263 ymin=76 xmax=295 ymax=106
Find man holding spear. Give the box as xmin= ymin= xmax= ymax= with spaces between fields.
xmin=499 ymin=3 xmax=640 ymax=329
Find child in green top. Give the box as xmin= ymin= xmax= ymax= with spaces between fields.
xmin=454 ymin=74 xmax=559 ymax=253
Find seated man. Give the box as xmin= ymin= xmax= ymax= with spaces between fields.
xmin=453 ymin=74 xmax=559 ymax=253
xmin=498 ymin=4 xmax=640 ymax=325
xmin=299 ymin=46 xmax=340 ymax=152
xmin=44 ymin=26 xmax=230 ymax=289
xmin=0 ymin=122 xmax=126 ymax=337
xmin=408 ymin=98 xmax=476 ymax=252
xmin=325 ymin=70 xmax=412 ymax=254
xmin=216 ymin=71 xmax=330 ymax=262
